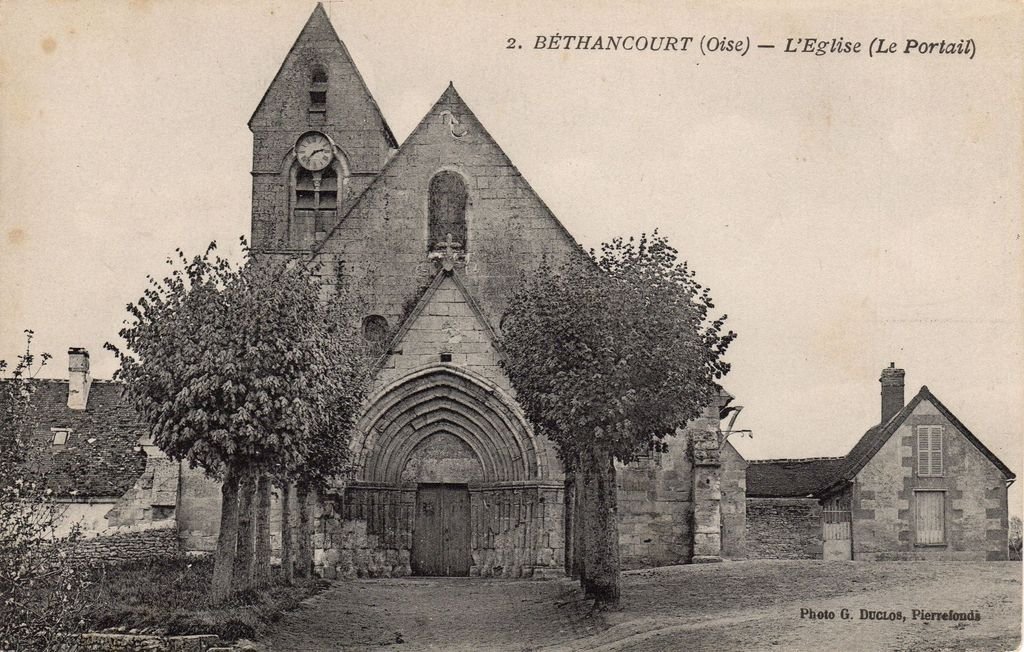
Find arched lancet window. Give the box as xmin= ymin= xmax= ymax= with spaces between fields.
xmin=309 ymin=64 xmax=327 ymax=114
xmin=362 ymin=315 xmax=389 ymax=353
xmin=428 ymin=171 xmax=468 ymax=251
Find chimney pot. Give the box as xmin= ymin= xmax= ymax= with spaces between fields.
xmin=879 ymin=363 xmax=905 ymax=424
xmin=67 ymin=347 xmax=92 ymax=410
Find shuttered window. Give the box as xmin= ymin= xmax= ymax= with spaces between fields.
xmin=915 ymin=490 xmax=945 ymax=544
xmin=917 ymin=425 xmax=943 ymax=477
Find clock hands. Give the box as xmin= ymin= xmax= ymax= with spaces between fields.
xmin=296 ymin=134 xmax=332 ymax=169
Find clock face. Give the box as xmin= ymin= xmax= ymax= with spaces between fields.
xmin=295 ymin=132 xmax=333 ymax=171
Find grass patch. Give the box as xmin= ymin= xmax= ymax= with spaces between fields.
xmin=79 ymin=556 xmax=327 ymax=642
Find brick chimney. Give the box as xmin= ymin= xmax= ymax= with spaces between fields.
xmin=879 ymin=362 xmax=905 ymax=424
xmin=67 ymin=347 xmax=92 ymax=410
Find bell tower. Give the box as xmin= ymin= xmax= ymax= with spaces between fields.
xmin=248 ymin=3 xmax=397 ymax=252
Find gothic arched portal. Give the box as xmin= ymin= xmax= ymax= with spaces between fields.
xmin=352 ymin=367 xmax=543 ymax=484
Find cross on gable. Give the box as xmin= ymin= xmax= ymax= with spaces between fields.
xmin=429 ymin=232 xmax=464 ymax=272
xmin=437 ymin=232 xmax=462 ymax=255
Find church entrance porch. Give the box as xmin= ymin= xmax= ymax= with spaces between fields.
xmin=413 ymin=484 xmax=471 ymax=576
xmin=311 ymin=368 xmax=566 ymax=579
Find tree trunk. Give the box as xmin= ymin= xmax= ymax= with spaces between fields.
xmin=232 ymin=469 xmax=256 ymax=593
xmin=580 ymin=446 xmax=620 ymax=604
xmin=563 ymin=472 xmax=576 ymax=578
xmin=280 ymin=482 xmax=294 ymax=585
xmin=574 ymin=452 xmax=587 ymax=587
xmin=254 ymin=474 xmax=272 ymax=589
xmin=295 ymin=483 xmax=313 ymax=579
xmin=210 ymin=465 xmax=240 ymax=605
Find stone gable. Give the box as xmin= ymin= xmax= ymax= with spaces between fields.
xmin=376 ymin=273 xmax=509 ymax=393
xmin=852 ymin=398 xmax=1010 ymax=560
xmin=312 ymin=84 xmax=585 ymax=334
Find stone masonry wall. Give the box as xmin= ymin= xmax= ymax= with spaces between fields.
xmin=376 ymin=275 xmax=509 ymax=393
xmin=472 ymin=486 xmax=563 ymax=577
xmin=316 ymin=487 xmax=413 ymax=579
xmin=617 ymin=433 xmax=693 ymax=569
xmin=746 ymin=498 xmax=822 ymax=559
xmin=720 ymin=441 xmax=747 ymax=560
xmin=852 ymin=398 xmax=1010 ymax=561
xmin=177 ymin=465 xmax=222 ymax=553
xmin=310 ymin=85 xmax=583 ymax=342
xmin=73 ymin=524 xmax=179 ymax=565
xmin=105 ymin=453 xmax=179 ymax=528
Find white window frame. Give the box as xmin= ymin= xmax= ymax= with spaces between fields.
xmin=50 ymin=427 xmax=71 ymax=446
xmin=916 ymin=425 xmax=943 ymax=477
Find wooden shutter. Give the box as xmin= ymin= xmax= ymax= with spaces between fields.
xmin=917 ymin=426 xmax=943 ymax=476
xmin=915 ymin=491 xmax=945 ymax=544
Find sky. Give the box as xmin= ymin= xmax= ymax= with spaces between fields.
xmin=1 ymin=1 xmax=1021 ymax=511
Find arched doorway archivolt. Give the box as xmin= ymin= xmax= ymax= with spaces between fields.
xmin=351 ymin=366 xmax=545 ymax=485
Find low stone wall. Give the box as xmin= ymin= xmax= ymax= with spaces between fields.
xmin=74 ymin=524 xmax=179 ymax=565
xmin=746 ymin=497 xmax=822 ymax=559
xmin=78 ymin=633 xmax=221 ymax=651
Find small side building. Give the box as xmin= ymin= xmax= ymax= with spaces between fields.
xmin=744 ymin=364 xmax=1016 ymax=561
xmin=14 ymin=348 xmax=181 ymax=561
xmin=819 ymin=366 xmax=1016 ymax=561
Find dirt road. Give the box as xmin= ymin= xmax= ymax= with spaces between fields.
xmin=264 ymin=561 xmax=1021 ymax=651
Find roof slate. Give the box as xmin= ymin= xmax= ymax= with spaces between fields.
xmin=745 ymin=457 xmax=845 ymax=498
xmin=14 ymin=380 xmax=147 ymax=498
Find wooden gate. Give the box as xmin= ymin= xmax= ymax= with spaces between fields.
xmin=412 ymin=484 xmax=471 ymax=576
xmin=822 ymin=505 xmax=852 ymax=560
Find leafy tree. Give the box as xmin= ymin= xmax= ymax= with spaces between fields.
xmin=0 ymin=331 xmax=86 ymax=650
xmin=0 ymin=332 xmax=49 ymax=482
xmin=107 ymin=241 xmax=369 ymax=602
xmin=285 ymin=286 xmax=371 ymax=581
xmin=501 ymin=232 xmax=735 ymax=604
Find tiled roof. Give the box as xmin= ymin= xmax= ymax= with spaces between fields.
xmin=14 ymin=380 xmax=147 ymax=498
xmin=745 ymin=457 xmax=845 ymax=498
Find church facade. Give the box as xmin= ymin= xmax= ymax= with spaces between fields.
xmin=242 ymin=4 xmax=746 ymax=578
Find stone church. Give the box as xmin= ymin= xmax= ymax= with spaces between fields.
xmin=12 ymin=4 xmax=746 ymax=578
xmin=243 ymin=4 xmax=746 ymax=578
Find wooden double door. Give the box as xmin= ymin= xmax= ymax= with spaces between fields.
xmin=412 ymin=484 xmax=471 ymax=576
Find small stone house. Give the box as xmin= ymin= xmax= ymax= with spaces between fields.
xmin=12 ymin=348 xmax=180 ymax=559
xmin=746 ymin=364 xmax=1016 ymax=561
